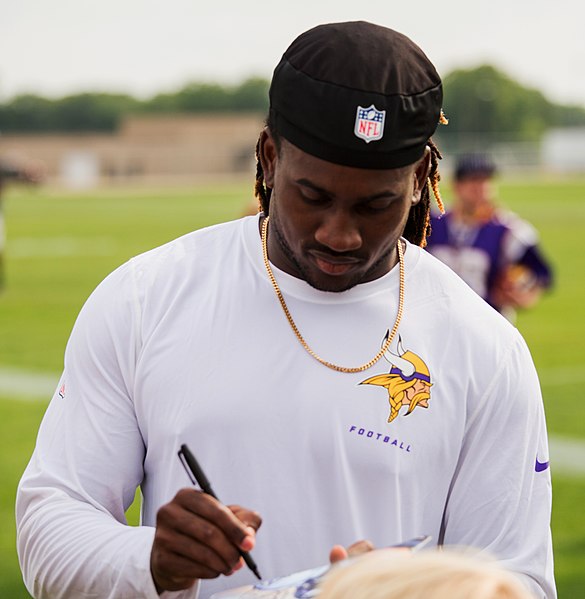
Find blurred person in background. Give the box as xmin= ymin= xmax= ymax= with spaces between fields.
xmin=0 ymin=156 xmax=45 ymax=290
xmin=425 ymin=154 xmax=553 ymax=321
xmin=318 ymin=549 xmax=536 ymax=599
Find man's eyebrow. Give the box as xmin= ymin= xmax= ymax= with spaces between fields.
xmin=295 ymin=177 xmax=397 ymax=202
xmin=295 ymin=178 xmax=332 ymax=196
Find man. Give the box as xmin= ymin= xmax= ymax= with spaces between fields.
xmin=425 ymin=154 xmax=553 ymax=319
xmin=16 ymin=22 xmax=555 ymax=599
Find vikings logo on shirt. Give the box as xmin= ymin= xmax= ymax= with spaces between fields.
xmin=354 ymin=104 xmax=386 ymax=143
xmin=360 ymin=334 xmax=432 ymax=423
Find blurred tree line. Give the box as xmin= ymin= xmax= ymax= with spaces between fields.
xmin=0 ymin=78 xmax=269 ymax=133
xmin=438 ymin=65 xmax=585 ymax=150
xmin=1 ymin=67 xmax=584 ymax=138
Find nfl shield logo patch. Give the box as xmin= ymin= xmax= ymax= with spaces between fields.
xmin=354 ymin=105 xmax=386 ymax=143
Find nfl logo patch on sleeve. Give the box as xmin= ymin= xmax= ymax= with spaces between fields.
xmin=354 ymin=105 xmax=386 ymax=143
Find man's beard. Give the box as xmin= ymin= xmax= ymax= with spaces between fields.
xmin=269 ymin=211 xmax=396 ymax=292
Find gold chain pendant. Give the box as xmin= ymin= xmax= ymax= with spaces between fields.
xmin=261 ymin=216 xmax=405 ymax=373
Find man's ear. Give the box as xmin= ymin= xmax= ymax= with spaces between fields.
xmin=412 ymin=146 xmax=432 ymax=205
xmin=258 ymin=128 xmax=278 ymax=188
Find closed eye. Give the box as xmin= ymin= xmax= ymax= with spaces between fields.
xmin=299 ymin=191 xmax=330 ymax=205
xmin=357 ymin=198 xmax=397 ymax=214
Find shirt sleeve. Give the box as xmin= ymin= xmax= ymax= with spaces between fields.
xmin=500 ymin=212 xmax=553 ymax=289
xmin=440 ymin=331 xmax=556 ymax=599
xmin=517 ymin=245 xmax=554 ymax=289
xmin=16 ymin=260 xmax=198 ymax=599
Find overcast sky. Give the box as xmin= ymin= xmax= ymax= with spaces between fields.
xmin=2 ymin=0 xmax=583 ymax=107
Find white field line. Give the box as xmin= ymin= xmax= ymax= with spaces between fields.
xmin=8 ymin=237 xmax=117 ymax=258
xmin=1 ymin=365 xmax=584 ymax=477
xmin=0 ymin=366 xmax=59 ymax=399
xmin=539 ymin=365 xmax=585 ymax=387
xmin=549 ymin=437 xmax=585 ymax=477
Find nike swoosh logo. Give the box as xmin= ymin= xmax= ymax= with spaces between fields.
xmin=535 ymin=458 xmax=550 ymax=473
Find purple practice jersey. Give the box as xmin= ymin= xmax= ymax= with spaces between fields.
xmin=426 ymin=210 xmax=552 ymax=312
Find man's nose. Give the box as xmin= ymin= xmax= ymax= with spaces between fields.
xmin=314 ymin=211 xmax=362 ymax=253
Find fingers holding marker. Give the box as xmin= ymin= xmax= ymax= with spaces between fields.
xmin=174 ymin=489 xmax=256 ymax=555
xmin=227 ymin=504 xmax=263 ymax=535
xmin=151 ymin=489 xmax=257 ymax=592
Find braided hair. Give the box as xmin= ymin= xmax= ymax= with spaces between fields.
xmin=253 ymin=110 xmax=446 ymax=248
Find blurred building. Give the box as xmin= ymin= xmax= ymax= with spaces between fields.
xmin=542 ymin=127 xmax=585 ymax=173
xmin=0 ymin=113 xmax=264 ymax=188
xmin=4 ymin=116 xmax=585 ymax=189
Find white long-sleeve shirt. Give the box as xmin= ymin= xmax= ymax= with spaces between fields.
xmin=17 ymin=215 xmax=555 ymax=598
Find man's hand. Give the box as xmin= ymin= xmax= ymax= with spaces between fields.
xmin=329 ymin=540 xmax=374 ymax=564
xmin=492 ymin=265 xmax=543 ymax=310
xmin=150 ymin=489 xmax=262 ymax=594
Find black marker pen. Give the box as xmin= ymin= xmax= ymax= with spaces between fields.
xmin=178 ymin=443 xmax=262 ymax=580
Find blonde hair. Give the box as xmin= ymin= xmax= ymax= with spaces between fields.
xmin=317 ymin=550 xmax=535 ymax=599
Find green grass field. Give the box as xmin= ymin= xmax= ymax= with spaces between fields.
xmin=1 ymin=176 xmax=583 ymax=597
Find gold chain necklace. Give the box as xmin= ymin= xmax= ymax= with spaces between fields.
xmin=261 ymin=216 xmax=405 ymax=373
